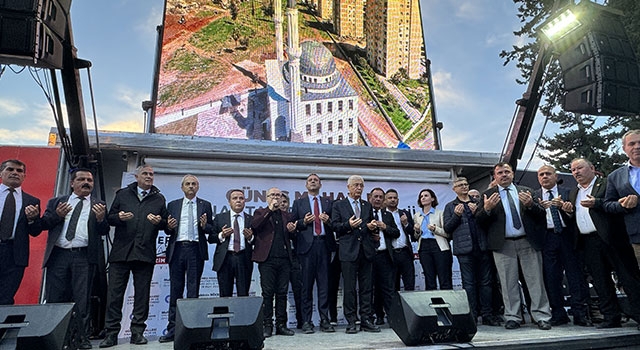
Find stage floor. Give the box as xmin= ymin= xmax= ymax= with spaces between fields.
xmin=95 ymin=320 xmax=640 ymax=349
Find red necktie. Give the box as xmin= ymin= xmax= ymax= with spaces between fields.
xmin=313 ymin=197 xmax=321 ymax=235
xmin=233 ymin=214 xmax=241 ymax=252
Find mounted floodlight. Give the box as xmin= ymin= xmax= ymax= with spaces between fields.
xmin=540 ymin=9 xmax=582 ymax=42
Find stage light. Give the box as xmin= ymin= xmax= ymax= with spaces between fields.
xmin=540 ymin=9 xmax=581 ymax=42
xmin=540 ymin=0 xmax=640 ymax=116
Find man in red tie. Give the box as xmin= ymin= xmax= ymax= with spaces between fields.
xmin=288 ymin=174 xmax=336 ymax=333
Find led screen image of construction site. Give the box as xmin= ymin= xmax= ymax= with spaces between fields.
xmin=154 ymin=0 xmax=435 ymax=149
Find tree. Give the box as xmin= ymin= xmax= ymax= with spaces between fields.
xmin=502 ymin=0 xmax=640 ymax=173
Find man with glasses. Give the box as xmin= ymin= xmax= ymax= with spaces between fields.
xmin=251 ymin=187 xmax=295 ymax=337
xmin=444 ymin=178 xmax=500 ymax=326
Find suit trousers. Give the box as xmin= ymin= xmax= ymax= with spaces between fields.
xmin=341 ymin=246 xmax=373 ymax=324
xmin=290 ymin=252 xmax=303 ymax=326
xmin=45 ymin=247 xmax=94 ymax=339
xmin=299 ymin=237 xmax=330 ymax=323
xmin=418 ymin=239 xmax=452 ymax=290
xmin=393 ymin=247 xmax=415 ymax=291
xmin=166 ymin=242 xmax=204 ymax=335
xmin=542 ymin=229 xmax=589 ymax=320
xmin=104 ymin=261 xmax=154 ymax=336
xmin=328 ymin=246 xmax=342 ymax=322
xmin=217 ymin=250 xmax=251 ymax=297
xmin=493 ymin=238 xmax=551 ymax=323
xmin=0 ymin=242 xmax=24 ymax=305
xmin=259 ymin=257 xmax=291 ymax=327
xmin=457 ymin=250 xmax=493 ymax=319
xmin=373 ymin=250 xmax=395 ymax=320
xmin=579 ymin=234 xmax=640 ymax=322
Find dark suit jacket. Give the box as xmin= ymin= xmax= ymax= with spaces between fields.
xmin=330 ymin=197 xmax=376 ymax=262
xmin=290 ymin=195 xmax=336 ymax=255
xmin=106 ymin=182 xmax=168 ymax=264
xmin=40 ymin=195 xmax=110 ymax=267
xmin=164 ymin=197 xmax=213 ymax=264
xmin=376 ymin=208 xmax=400 ymax=259
xmin=476 ymin=185 xmax=546 ymax=251
xmin=569 ymin=176 xmax=628 ymax=247
xmin=250 ymin=207 xmax=292 ymax=263
xmin=209 ymin=211 xmax=253 ymax=272
xmin=603 ymin=166 xmax=640 ymax=243
xmin=8 ymin=190 xmax=42 ymax=267
xmin=533 ymin=185 xmax=575 ymax=239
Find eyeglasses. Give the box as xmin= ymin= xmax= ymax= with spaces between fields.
xmin=454 ymin=183 xmax=469 ymax=188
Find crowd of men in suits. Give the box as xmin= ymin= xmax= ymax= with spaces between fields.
xmin=1 ymin=130 xmax=640 ymax=348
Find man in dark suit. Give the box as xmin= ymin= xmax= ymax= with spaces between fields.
xmin=369 ymin=187 xmax=399 ymax=326
xmin=330 ymin=175 xmax=379 ymax=334
xmin=209 ymin=189 xmax=254 ymax=297
xmin=0 ymin=159 xmax=42 ymax=305
xmin=100 ymin=165 xmax=169 ymax=348
xmin=534 ymin=165 xmax=590 ymax=326
xmin=288 ymin=174 xmax=336 ymax=333
xmin=252 ymin=187 xmax=294 ymax=338
xmin=159 ymin=175 xmax=213 ymax=343
xmin=384 ymin=189 xmax=415 ymax=293
xmin=41 ymin=168 xmax=109 ymax=349
xmin=604 ymin=130 xmax=640 ymax=264
xmin=569 ymin=157 xmax=640 ymax=329
xmin=476 ymin=162 xmax=552 ymax=330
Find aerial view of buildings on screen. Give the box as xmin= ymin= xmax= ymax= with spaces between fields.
xmin=154 ymin=0 xmax=435 ymax=149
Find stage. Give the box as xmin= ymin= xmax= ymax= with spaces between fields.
xmin=95 ymin=320 xmax=640 ymax=349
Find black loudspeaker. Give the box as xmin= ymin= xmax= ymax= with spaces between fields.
xmin=175 ymin=296 xmax=264 ymax=350
xmin=388 ymin=290 xmax=476 ymax=346
xmin=0 ymin=0 xmax=70 ymax=69
xmin=0 ymin=303 xmax=74 ymax=350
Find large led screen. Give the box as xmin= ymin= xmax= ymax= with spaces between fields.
xmin=153 ymin=0 xmax=435 ymax=149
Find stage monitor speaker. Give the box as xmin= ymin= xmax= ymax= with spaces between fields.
xmin=175 ymin=296 xmax=263 ymax=350
xmin=0 ymin=303 xmax=73 ymax=350
xmin=388 ymin=290 xmax=476 ymax=346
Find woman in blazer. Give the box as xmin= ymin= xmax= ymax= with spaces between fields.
xmin=413 ymin=188 xmax=453 ymax=290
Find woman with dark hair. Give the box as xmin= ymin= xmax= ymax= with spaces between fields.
xmin=413 ymin=189 xmax=452 ymax=290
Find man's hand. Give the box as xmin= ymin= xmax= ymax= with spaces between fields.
xmin=167 ymin=215 xmax=177 ymax=230
xmin=199 ymin=213 xmax=208 ymax=228
xmin=92 ymin=203 xmax=106 ymax=222
xmin=287 ymin=222 xmax=297 ymax=232
xmin=468 ymin=202 xmax=478 ymax=214
xmin=243 ymin=228 xmax=253 ymax=240
xmin=25 ymin=204 xmax=39 ymax=220
xmin=303 ymin=212 xmax=314 ymax=224
xmin=400 ymin=212 xmax=408 ymax=226
xmin=118 ymin=211 xmax=134 ymax=221
xmin=147 ymin=213 xmax=162 ymax=225
xmin=220 ymin=224 xmax=233 ymax=238
xmin=620 ymin=194 xmax=638 ymax=209
xmin=349 ymin=215 xmax=362 ymax=228
xmin=319 ymin=212 xmax=330 ymax=223
xmin=366 ymin=220 xmax=378 ymax=231
xmin=454 ymin=203 xmax=464 ymax=216
xmin=580 ymin=194 xmax=596 ymax=208
xmin=55 ymin=202 xmax=73 ymax=218
xmin=518 ymin=190 xmax=533 ymax=207
xmin=483 ymin=193 xmax=501 ymax=211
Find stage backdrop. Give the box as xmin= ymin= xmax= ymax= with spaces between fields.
xmin=115 ymin=173 xmax=460 ymax=339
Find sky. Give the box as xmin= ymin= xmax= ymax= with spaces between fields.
xmin=0 ymin=0 xmax=550 ymax=169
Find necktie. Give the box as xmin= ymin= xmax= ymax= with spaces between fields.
xmin=0 ymin=188 xmax=16 ymax=241
xmin=504 ymin=188 xmax=522 ymax=230
xmin=548 ymin=190 xmax=563 ymax=233
xmin=313 ymin=197 xmax=321 ymax=235
xmin=373 ymin=210 xmax=380 ymax=233
xmin=187 ymin=201 xmax=195 ymax=241
xmin=140 ymin=190 xmax=148 ymax=200
xmin=233 ymin=214 xmax=241 ymax=252
xmin=353 ymin=200 xmax=360 ymax=218
xmin=66 ymin=197 xmax=84 ymax=241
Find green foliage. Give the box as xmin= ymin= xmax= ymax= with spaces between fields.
xmin=503 ymin=0 xmax=640 ymax=174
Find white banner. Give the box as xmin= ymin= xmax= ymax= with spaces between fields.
xmin=115 ymin=174 xmax=460 ymax=339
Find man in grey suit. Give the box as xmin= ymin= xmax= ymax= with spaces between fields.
xmin=209 ymin=189 xmax=254 ymax=297
xmin=41 ymin=168 xmax=109 ymax=349
xmin=0 ymin=159 xmax=42 ymax=306
xmin=604 ymin=129 xmax=640 ymax=264
xmin=159 ymin=175 xmax=213 ymax=343
xmin=476 ymin=162 xmax=552 ymax=330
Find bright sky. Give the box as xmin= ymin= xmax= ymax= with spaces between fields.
xmin=0 ymin=0 xmax=548 ymax=168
